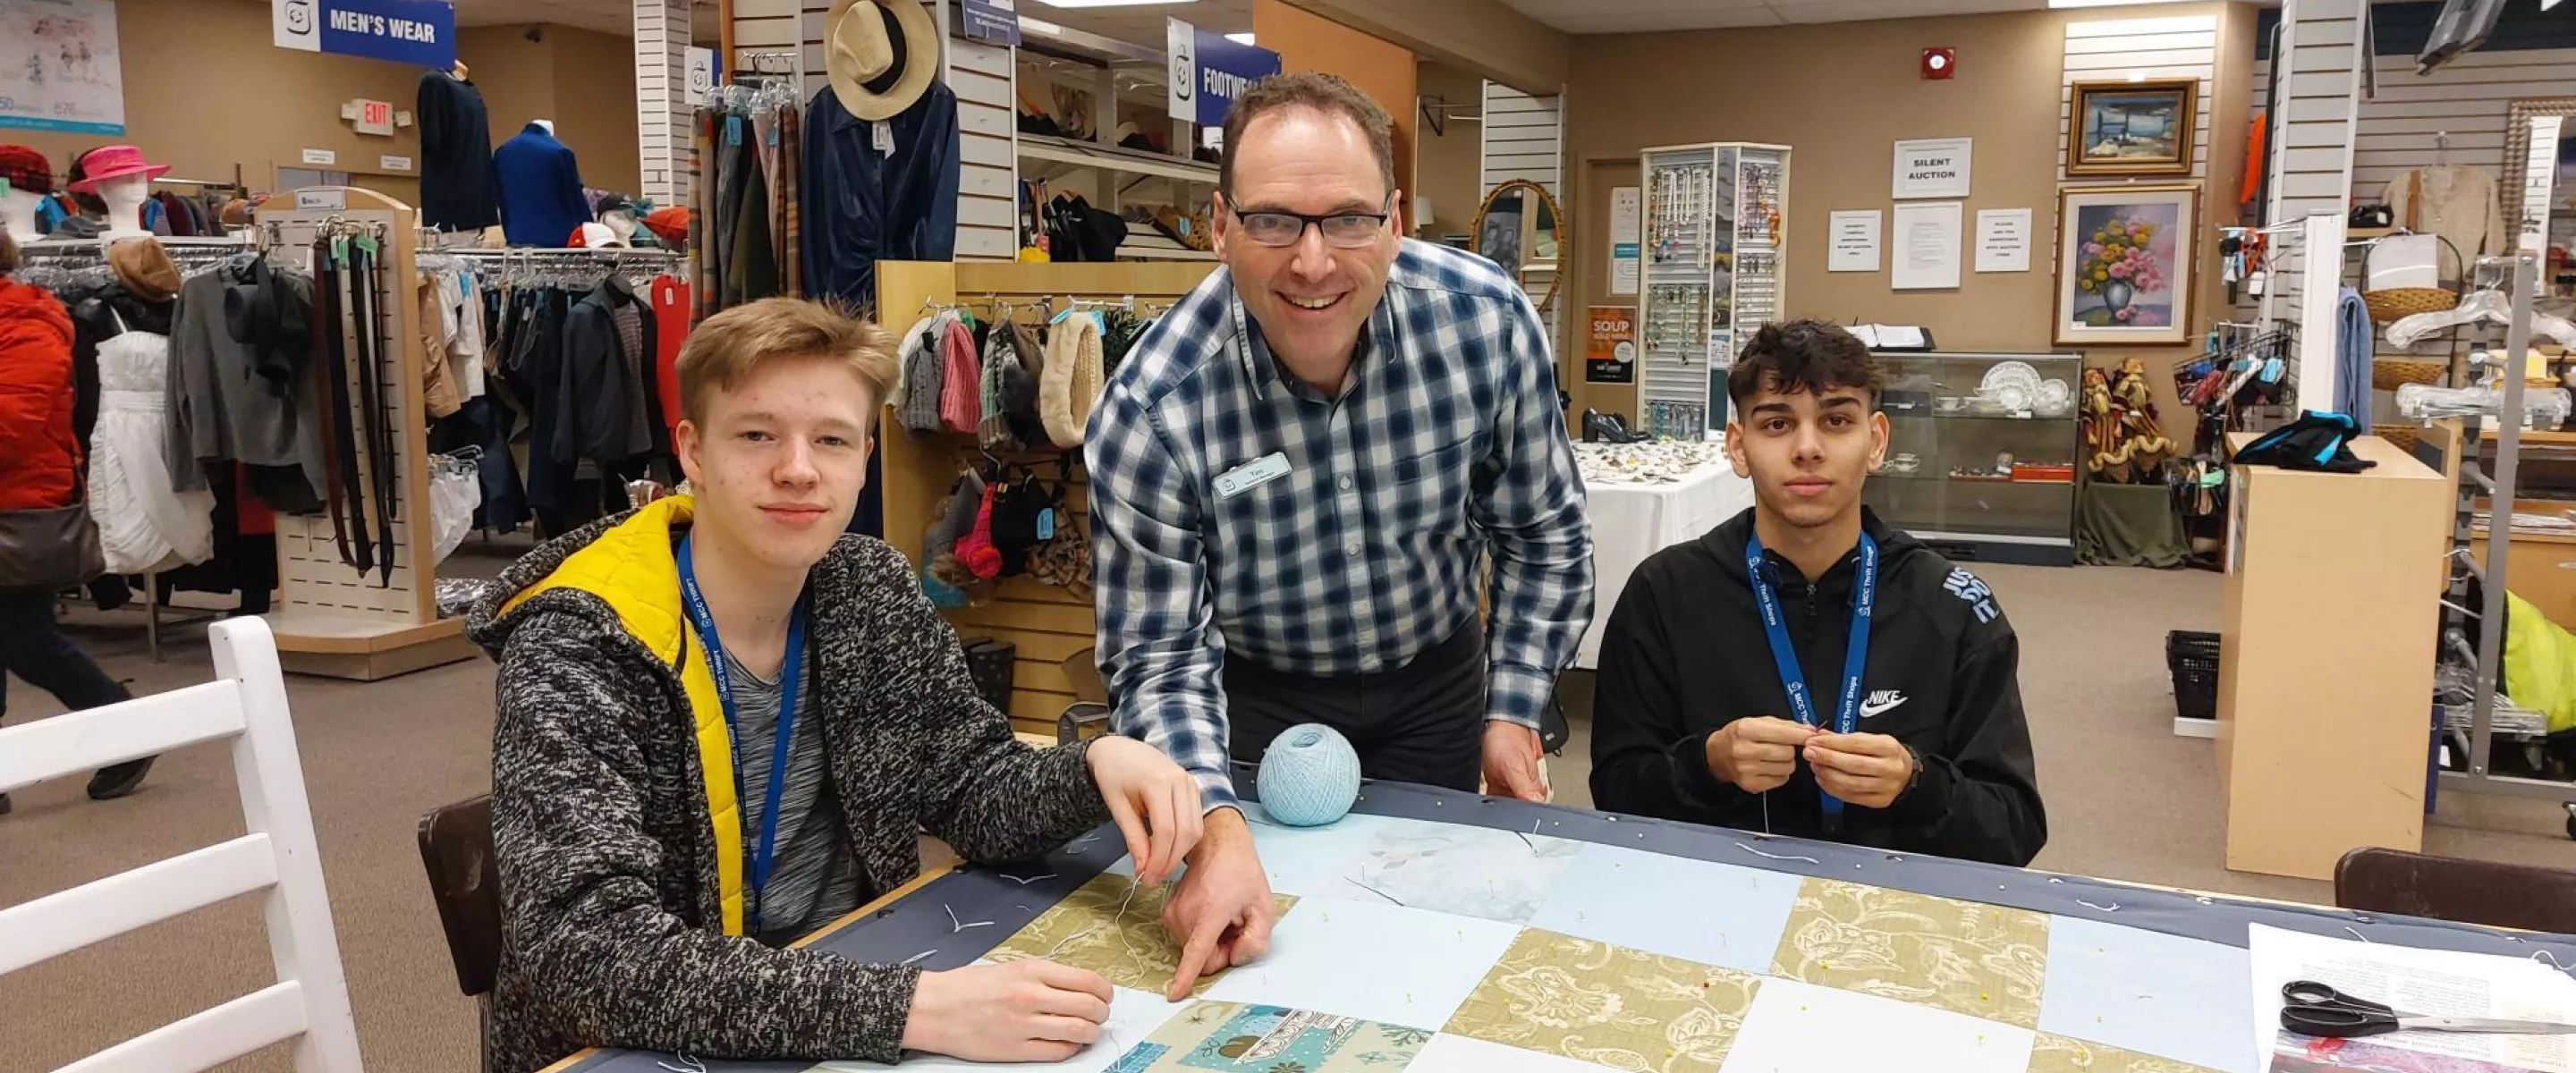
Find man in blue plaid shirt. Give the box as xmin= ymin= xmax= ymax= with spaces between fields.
xmin=1084 ymin=73 xmax=1594 ymax=1001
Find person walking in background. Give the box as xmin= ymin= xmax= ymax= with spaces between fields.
xmin=0 ymin=229 xmax=153 ymax=815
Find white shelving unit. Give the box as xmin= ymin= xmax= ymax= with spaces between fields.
xmin=1013 ymin=21 xmax=1219 ymax=262
xmin=1638 ymin=141 xmax=1791 ymax=439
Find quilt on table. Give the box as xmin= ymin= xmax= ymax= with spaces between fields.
xmin=568 ymin=780 xmax=2574 ymax=1073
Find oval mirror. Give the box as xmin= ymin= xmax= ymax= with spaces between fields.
xmin=1470 ymin=179 xmax=1567 ymax=317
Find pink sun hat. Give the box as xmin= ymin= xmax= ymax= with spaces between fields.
xmin=67 ymin=145 xmax=171 ymax=193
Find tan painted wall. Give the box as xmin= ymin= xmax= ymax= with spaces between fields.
xmin=1563 ymin=3 xmax=2249 ymax=424
xmin=3 ymin=0 xmax=424 ymax=205
xmin=1413 ymin=61 xmax=1485 ymax=240
xmin=1282 ymin=0 xmax=1568 ymax=97
xmin=458 ymin=25 xmax=643 ymax=197
xmin=1254 ymin=0 xmax=1417 ymax=207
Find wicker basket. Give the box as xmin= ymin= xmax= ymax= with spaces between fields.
xmin=2377 ymin=426 xmax=2420 ymax=453
xmin=2362 ymin=286 xmax=2459 ymax=324
xmin=2373 ymin=359 xmax=2450 ymax=391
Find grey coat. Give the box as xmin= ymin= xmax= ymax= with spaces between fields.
xmin=164 ymin=261 xmax=327 ymax=496
xmin=465 ymin=503 xmax=1111 ymax=1073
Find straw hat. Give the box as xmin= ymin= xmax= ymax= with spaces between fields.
xmin=826 ymin=0 xmax=940 ymax=122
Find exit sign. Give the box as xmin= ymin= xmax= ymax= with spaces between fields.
xmin=355 ymin=98 xmax=394 ymax=136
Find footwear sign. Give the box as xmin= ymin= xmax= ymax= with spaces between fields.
xmin=1165 ymin=19 xmax=1280 ymax=127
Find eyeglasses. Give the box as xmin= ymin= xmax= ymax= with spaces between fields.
xmin=1225 ymin=193 xmax=1394 ymax=249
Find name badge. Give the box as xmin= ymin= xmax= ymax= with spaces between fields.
xmin=1214 ymin=452 xmax=1292 ymax=499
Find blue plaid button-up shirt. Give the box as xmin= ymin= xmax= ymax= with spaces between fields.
xmin=1084 ymin=240 xmax=1596 ymax=810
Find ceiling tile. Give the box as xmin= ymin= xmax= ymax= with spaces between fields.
xmin=1500 ymin=0 xmax=2054 ymax=34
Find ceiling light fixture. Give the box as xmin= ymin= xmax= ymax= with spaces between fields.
xmin=2047 ymin=0 xmax=2196 ymax=7
xmin=1224 ymin=31 xmax=1255 ymax=46
xmin=1029 ymin=0 xmax=1195 ymax=8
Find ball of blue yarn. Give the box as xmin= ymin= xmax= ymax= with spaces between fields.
xmin=1258 ymin=723 xmax=1361 ymax=827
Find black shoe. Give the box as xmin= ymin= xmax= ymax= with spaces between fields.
xmin=0 ymin=792 xmax=11 ymax=815
xmin=87 ymin=756 xmax=154 ymax=800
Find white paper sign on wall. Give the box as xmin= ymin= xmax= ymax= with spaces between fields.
xmin=685 ymin=46 xmax=716 ymax=107
xmin=380 ymin=154 xmax=412 ymax=173
xmin=1975 ymin=208 xmax=2031 ymax=273
xmin=1893 ymin=137 xmax=1972 ymax=199
xmin=1827 ymin=210 xmax=1883 ymax=272
xmin=301 ymin=148 xmax=337 ymax=165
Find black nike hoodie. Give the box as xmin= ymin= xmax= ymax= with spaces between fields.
xmin=1589 ymin=507 xmax=2046 ymax=866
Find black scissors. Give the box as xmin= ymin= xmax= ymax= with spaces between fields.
xmin=2282 ymin=980 xmax=2576 ymax=1038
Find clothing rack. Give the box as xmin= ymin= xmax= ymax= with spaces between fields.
xmin=427 ymin=246 xmax=684 ymax=288
xmin=877 ymin=259 xmax=1212 ymax=733
xmin=249 ymin=188 xmax=478 ymax=680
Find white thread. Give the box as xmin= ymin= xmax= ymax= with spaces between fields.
xmin=1043 ymin=878 xmax=1147 ymax=959
xmin=1734 ymin=841 xmax=1822 ymax=865
xmin=2343 ymin=927 xmax=2372 ymax=943
xmin=1002 ymin=873 xmax=1058 ymax=886
xmin=901 ymin=949 xmax=937 ymax=967
xmin=2534 ymin=950 xmax=2575 ymax=976
xmin=945 ymin=904 xmax=994 ymax=933
xmin=2076 ymin=900 xmax=2122 ymax=913
xmin=657 ymin=1055 xmax=708 ymax=1073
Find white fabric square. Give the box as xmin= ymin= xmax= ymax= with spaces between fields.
xmin=1202 ymin=899 xmax=1523 ymax=1030
xmin=818 ymin=984 xmax=1179 ymax=1072
xmin=1411 ymin=1034 xmax=1622 ymax=1072
xmin=1720 ymin=978 xmax=2035 ymax=1073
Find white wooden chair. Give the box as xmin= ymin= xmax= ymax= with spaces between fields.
xmin=0 ymin=617 xmax=363 ymax=1072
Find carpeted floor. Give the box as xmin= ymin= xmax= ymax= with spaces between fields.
xmin=4 ymin=557 xmax=2573 ymax=1071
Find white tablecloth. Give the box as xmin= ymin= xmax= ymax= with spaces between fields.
xmin=1574 ymin=455 xmax=1753 ymax=669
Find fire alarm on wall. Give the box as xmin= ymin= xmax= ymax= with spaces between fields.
xmin=1922 ymin=47 xmax=1956 ymax=79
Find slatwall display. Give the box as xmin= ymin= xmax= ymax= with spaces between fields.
xmin=260 ymin=204 xmax=433 ymax=625
xmin=733 ymin=0 xmax=1017 ymax=261
xmin=2059 ymin=13 xmax=2219 ymax=182
xmin=634 ymin=0 xmax=693 ymax=207
xmin=2248 ymin=0 xmax=2366 ymax=334
xmin=1482 ymin=80 xmax=1563 ymax=343
xmin=2254 ymin=46 xmax=2576 ymax=211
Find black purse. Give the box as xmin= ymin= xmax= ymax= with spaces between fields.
xmin=0 ymin=500 xmax=106 ymax=592
xmin=956 ymin=636 xmax=1017 ymax=714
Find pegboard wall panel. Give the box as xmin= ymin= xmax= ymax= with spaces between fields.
xmin=261 ymin=206 xmax=433 ymax=624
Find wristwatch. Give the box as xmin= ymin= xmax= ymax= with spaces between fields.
xmin=1900 ymin=743 xmax=1924 ymax=798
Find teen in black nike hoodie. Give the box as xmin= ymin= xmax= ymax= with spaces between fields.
xmin=1589 ymin=322 xmax=2046 ymax=866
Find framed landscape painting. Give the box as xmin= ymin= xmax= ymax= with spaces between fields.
xmin=2067 ymin=79 xmax=2197 ymax=177
xmin=2055 ymin=185 xmax=2197 ymax=346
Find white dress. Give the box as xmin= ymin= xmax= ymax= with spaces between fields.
xmin=87 ymin=309 xmax=214 ymax=574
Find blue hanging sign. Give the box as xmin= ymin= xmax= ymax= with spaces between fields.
xmin=959 ymin=0 xmax=1021 ymax=47
xmin=273 ymin=0 xmax=456 ymax=70
xmin=1165 ymin=19 xmax=1280 ymax=128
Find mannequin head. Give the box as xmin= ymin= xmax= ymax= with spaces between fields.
xmin=0 ymin=145 xmax=52 ymax=244
xmin=93 ymin=174 xmax=149 ymax=240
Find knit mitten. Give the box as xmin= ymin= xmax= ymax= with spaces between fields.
xmin=956 ymin=482 xmax=1003 ymax=579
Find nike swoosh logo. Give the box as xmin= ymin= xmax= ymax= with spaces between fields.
xmin=1859 ymin=698 xmax=1905 ymax=719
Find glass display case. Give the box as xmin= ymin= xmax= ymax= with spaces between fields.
xmin=1868 ymin=351 xmax=2083 ymax=566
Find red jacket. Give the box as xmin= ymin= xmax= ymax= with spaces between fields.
xmin=0 ymin=278 xmax=79 ymax=511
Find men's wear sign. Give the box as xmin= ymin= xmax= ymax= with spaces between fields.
xmin=1166 ymin=19 xmax=1280 ymax=127
xmin=1586 ymin=306 xmax=1638 ymax=384
xmin=275 ymin=0 xmax=455 ymax=70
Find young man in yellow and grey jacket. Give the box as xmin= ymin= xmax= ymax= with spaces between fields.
xmin=467 ymin=298 xmax=1207 ymax=1073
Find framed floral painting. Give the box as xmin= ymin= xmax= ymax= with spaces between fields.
xmin=2054 ymin=185 xmax=2198 ymax=346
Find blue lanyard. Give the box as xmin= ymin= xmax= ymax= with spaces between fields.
xmin=1744 ymin=531 xmax=1877 ymax=820
xmin=675 ymin=535 xmax=806 ymax=932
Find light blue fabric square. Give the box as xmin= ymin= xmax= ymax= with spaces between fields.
xmin=2038 ymin=914 xmax=2256 ymax=1073
xmin=1525 ymin=841 xmax=1802 ymax=974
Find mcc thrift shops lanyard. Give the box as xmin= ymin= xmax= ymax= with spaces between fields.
xmin=677 ymin=535 xmax=807 ymax=934
xmin=1745 ymin=531 xmax=1877 ymax=830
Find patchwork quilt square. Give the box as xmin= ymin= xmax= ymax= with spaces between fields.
xmin=1300 ymin=815 xmax=1585 ymax=925
xmin=2027 ymin=1033 xmax=2229 ymax=1073
xmin=1444 ymin=927 xmax=1762 ymax=1073
xmin=1720 ymin=977 xmax=2038 ymax=1073
xmin=1528 ymin=842 xmax=1803 ymax=974
xmin=1098 ymin=1000 xmax=1433 ymax=1073
xmin=1203 ymin=898 xmax=1523 ymax=1029
xmin=987 ymin=872 xmax=1299 ymax=997
xmin=1767 ymin=878 xmax=2050 ymax=1029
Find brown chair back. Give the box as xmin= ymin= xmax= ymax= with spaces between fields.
xmin=2334 ymin=846 xmax=2576 ymax=934
xmin=1063 ymin=647 xmax=1107 ymax=705
xmin=417 ymin=794 xmax=504 ymax=997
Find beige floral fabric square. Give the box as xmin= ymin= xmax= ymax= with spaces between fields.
xmin=1443 ymin=927 xmax=1763 ymax=1072
xmin=1768 ymin=878 xmax=2050 ymax=1029
xmin=2029 ymin=1032 xmax=2225 ymax=1073
xmin=986 ymin=873 xmax=1299 ymax=997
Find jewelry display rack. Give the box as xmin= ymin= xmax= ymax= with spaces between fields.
xmin=1637 ymin=141 xmax=1791 ymax=439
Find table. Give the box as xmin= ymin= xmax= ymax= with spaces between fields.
xmin=547 ymin=774 xmax=2576 ymax=1073
xmin=1573 ymin=444 xmax=1753 ymax=670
